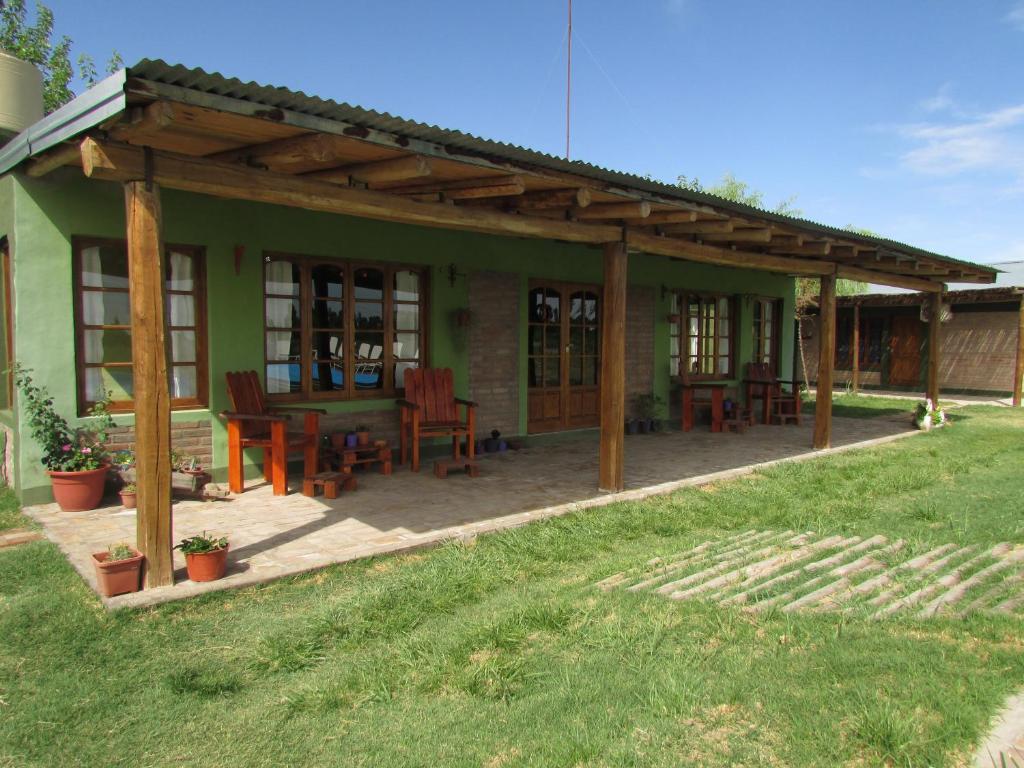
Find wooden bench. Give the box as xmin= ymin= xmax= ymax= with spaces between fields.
xmin=433 ymin=459 xmax=480 ymax=479
xmin=302 ymin=471 xmax=357 ymax=499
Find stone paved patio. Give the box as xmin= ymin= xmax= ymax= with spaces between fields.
xmin=25 ymin=415 xmax=917 ymax=609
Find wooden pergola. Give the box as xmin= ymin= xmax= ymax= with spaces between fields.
xmin=16 ymin=63 xmax=997 ymax=587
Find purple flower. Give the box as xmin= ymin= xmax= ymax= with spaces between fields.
xmin=62 ymin=444 xmax=72 ymax=452
xmin=81 ymin=447 xmax=92 ymax=454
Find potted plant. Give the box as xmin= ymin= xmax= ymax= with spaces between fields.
xmin=355 ymin=424 xmax=370 ymax=446
xmin=119 ymin=482 xmax=137 ymax=510
xmin=633 ymin=393 xmax=665 ymax=433
xmin=111 ymin=449 xmax=135 ymax=482
xmin=345 ymin=430 xmax=358 ymax=448
xmin=175 ymin=531 xmax=229 ymax=582
xmin=914 ymin=398 xmax=946 ymax=431
xmin=92 ymin=542 xmax=144 ymax=597
xmin=624 ymin=417 xmax=640 ymax=435
xmin=171 ymin=452 xmax=209 ymax=494
xmin=14 ymin=365 xmax=116 ymax=512
xmin=484 ymin=429 xmax=501 ymax=453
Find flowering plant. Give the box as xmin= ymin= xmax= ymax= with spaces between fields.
xmin=14 ymin=365 xmax=116 ymax=472
xmin=914 ymin=398 xmax=946 ymax=430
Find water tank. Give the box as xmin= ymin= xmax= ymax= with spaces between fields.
xmin=0 ymin=50 xmax=44 ymax=138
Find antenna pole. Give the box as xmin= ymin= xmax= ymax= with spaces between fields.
xmin=566 ymin=0 xmax=572 ymax=160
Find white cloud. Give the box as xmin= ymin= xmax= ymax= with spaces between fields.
xmin=1006 ymin=2 xmax=1024 ymax=31
xmin=896 ymin=103 xmax=1024 ymax=178
xmin=919 ymin=82 xmax=956 ymax=114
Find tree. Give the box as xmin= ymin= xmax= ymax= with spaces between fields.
xmin=1 ymin=0 xmax=122 ymax=114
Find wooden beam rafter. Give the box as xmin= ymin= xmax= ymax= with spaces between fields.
xmin=307 ymin=154 xmax=434 ymax=185
xmin=575 ymin=201 xmax=651 ymax=220
xmin=627 ymin=231 xmax=834 ymax=276
xmin=383 ymin=174 xmax=525 ymax=200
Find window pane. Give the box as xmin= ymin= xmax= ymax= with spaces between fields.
xmin=311 ymin=360 xmax=345 ymax=392
xmin=719 ymin=337 xmax=729 ymax=357
xmin=394 ymin=270 xmax=420 ymax=302
xmin=166 ymin=250 xmax=194 ymax=291
xmin=669 ymin=335 xmax=679 ymax=358
xmin=544 ymin=357 xmax=560 ymax=386
xmin=569 ymin=355 xmax=582 ymax=386
xmin=584 ymin=293 xmax=598 ymax=323
xmin=395 ymin=304 xmax=420 ymax=331
xmin=545 ymin=325 xmax=560 ymax=354
xmin=167 ymin=294 xmax=195 ymax=327
xmin=266 ymin=298 xmax=300 ymax=328
xmin=311 ymin=264 xmax=343 ymax=298
xmin=570 ymin=294 xmax=583 ymax=322
xmin=86 ymin=367 xmax=133 ymax=401
xmin=266 ymin=363 xmax=299 ymax=394
xmin=545 ymin=292 xmax=560 ymax=323
xmin=354 ymin=267 xmax=383 ymax=301
xmin=528 ymin=358 xmax=543 ymax=388
xmin=529 ymin=288 xmax=546 ymax=322
xmin=81 ymin=244 xmax=128 ymax=289
xmin=354 ymin=333 xmax=384 ymax=389
xmin=584 ymin=326 xmax=599 ymax=355
xmin=528 ymin=325 xmax=543 ymax=355
xmin=83 ymin=291 xmax=131 ymax=326
xmin=570 ymin=325 xmax=583 ymax=353
xmin=311 ymin=331 xmax=343 ymax=360
xmin=354 ymin=302 xmax=383 ymax=331
xmin=266 ymin=331 xmax=300 ymax=361
xmin=582 ymin=356 xmax=597 ymax=385
xmin=171 ymin=366 xmax=197 ymax=398
xmin=83 ymin=329 xmax=132 ymax=364
xmin=312 ymin=299 xmax=343 ymax=329
xmin=394 ymin=361 xmax=417 ymax=388
xmin=670 ymin=357 xmax=680 ymax=377
xmin=718 ymin=297 xmax=729 ymax=319
xmin=265 ymin=260 xmax=300 ymax=295
xmin=394 ymin=333 xmax=419 ymax=359
xmin=171 ymin=330 xmax=196 ymax=363
xmin=718 ymin=356 xmax=730 ymax=375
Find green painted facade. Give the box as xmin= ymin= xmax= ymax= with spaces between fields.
xmin=0 ymin=169 xmax=794 ymax=504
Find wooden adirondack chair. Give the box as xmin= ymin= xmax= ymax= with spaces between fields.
xmin=744 ymin=362 xmax=802 ymax=426
xmin=397 ymin=368 xmax=477 ymax=472
xmin=221 ymin=371 xmax=326 ymax=495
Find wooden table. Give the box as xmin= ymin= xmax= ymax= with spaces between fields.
xmin=680 ymin=383 xmax=727 ymax=432
xmin=322 ymin=440 xmax=393 ymax=476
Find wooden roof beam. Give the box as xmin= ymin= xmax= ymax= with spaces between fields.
xmin=769 ymin=241 xmax=832 ymax=256
xmin=385 ymin=174 xmax=526 ymax=200
xmin=627 ymin=231 xmax=834 ymax=276
xmin=25 ymin=143 xmax=82 ymax=177
xmin=633 ymin=210 xmax=699 ymax=225
xmin=307 ymin=154 xmax=434 ymax=185
xmin=836 ymin=264 xmax=943 ymax=293
xmin=80 ymin=139 xmax=621 ymax=245
xmin=655 ymin=219 xmax=732 ymax=234
xmin=575 ymin=201 xmax=651 ymax=220
xmin=700 ymin=228 xmax=773 ymax=244
xmin=511 ymin=187 xmax=592 ymax=209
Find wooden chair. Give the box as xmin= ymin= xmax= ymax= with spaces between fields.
xmin=220 ymin=371 xmax=326 ymax=495
xmin=397 ymin=368 xmax=477 ymax=472
xmin=744 ymin=363 xmax=802 ymax=426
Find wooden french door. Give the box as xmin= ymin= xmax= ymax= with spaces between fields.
xmin=527 ymin=281 xmax=601 ymax=433
xmin=889 ymin=315 xmax=922 ymax=386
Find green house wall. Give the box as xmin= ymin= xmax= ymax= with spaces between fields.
xmin=4 ymin=170 xmax=794 ymax=504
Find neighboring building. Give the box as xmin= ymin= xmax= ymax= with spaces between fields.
xmin=802 ymin=282 xmax=1024 ymax=398
xmin=0 ymin=58 xmax=997 ymax=518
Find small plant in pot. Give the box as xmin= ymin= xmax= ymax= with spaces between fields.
xmin=171 ymin=452 xmax=208 ymax=494
xmin=119 ymin=482 xmax=137 ymax=510
xmin=175 ymin=531 xmax=229 ymax=582
xmin=14 ymin=365 xmax=116 ymax=512
xmin=633 ymin=393 xmax=665 ymax=433
xmin=355 ymin=425 xmax=370 ymax=446
xmin=484 ymin=429 xmax=501 ymax=453
xmin=92 ymin=542 xmax=144 ymax=597
xmin=624 ymin=417 xmax=640 ymax=435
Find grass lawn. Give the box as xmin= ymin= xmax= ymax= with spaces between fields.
xmin=803 ymin=391 xmax=949 ymax=420
xmin=1 ymin=406 xmax=1022 ymax=767
xmin=0 ymin=489 xmax=31 ymax=533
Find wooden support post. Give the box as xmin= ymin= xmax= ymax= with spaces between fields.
xmin=1014 ymin=297 xmax=1024 ymax=407
xmin=125 ymin=179 xmax=173 ymax=588
xmin=599 ymin=240 xmax=627 ymax=492
xmin=926 ymin=291 xmax=942 ymax=405
xmin=813 ymin=274 xmax=836 ymax=450
xmin=851 ymin=302 xmax=860 ymax=393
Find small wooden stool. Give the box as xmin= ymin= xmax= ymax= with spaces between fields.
xmin=722 ymin=418 xmax=747 ymax=434
xmin=302 ymin=471 xmax=357 ymax=499
xmin=433 ymin=459 xmax=480 ymax=479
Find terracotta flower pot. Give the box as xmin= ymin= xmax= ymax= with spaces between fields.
xmin=47 ymin=465 xmax=109 ymax=512
xmin=330 ymin=432 xmax=348 ymax=450
xmin=356 ymin=431 xmax=370 ymax=446
xmin=184 ymin=546 xmax=229 ymax=582
xmin=92 ymin=549 xmax=144 ymax=597
xmin=119 ymin=491 xmax=137 ymax=510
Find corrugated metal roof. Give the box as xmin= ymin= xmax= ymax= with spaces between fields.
xmin=124 ymin=60 xmax=993 ymax=276
xmin=0 ymin=58 xmax=997 ymax=279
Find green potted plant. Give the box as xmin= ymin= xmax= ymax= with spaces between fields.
xmin=633 ymin=393 xmax=665 ymax=433
xmin=175 ymin=531 xmax=229 ymax=582
xmin=171 ymin=452 xmax=209 ymax=494
xmin=14 ymin=365 xmax=116 ymax=512
xmin=355 ymin=424 xmax=370 ymax=446
xmin=119 ymin=482 xmax=137 ymax=510
xmin=92 ymin=542 xmax=144 ymax=597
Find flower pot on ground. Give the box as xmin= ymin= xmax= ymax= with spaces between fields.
xmin=175 ymin=532 xmax=229 ymax=582
xmin=633 ymin=392 xmax=665 ymax=436
xmin=624 ymin=418 xmax=639 ymax=435
xmin=355 ymin=426 xmax=370 ymax=446
xmin=171 ymin=452 xmax=210 ymax=494
xmin=14 ymin=365 xmax=117 ymax=512
xmin=92 ymin=543 xmax=143 ymax=597
xmin=484 ymin=429 xmax=501 ymax=453
xmin=119 ymin=482 xmax=137 ymax=510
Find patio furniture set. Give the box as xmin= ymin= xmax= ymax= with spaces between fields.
xmin=680 ymin=362 xmax=801 ymax=435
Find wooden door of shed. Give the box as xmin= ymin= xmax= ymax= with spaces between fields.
xmin=889 ymin=315 xmax=922 ymax=386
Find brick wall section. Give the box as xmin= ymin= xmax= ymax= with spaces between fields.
xmin=468 ymin=270 xmax=520 ymax=438
xmin=106 ymin=420 xmax=213 ymax=468
xmin=625 ymin=285 xmax=655 ymax=415
xmin=939 ymin=310 xmax=1017 ymax=392
xmin=320 ymin=410 xmax=401 ymax=448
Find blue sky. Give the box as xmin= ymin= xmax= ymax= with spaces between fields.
xmin=46 ymin=0 xmax=1024 ymax=266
